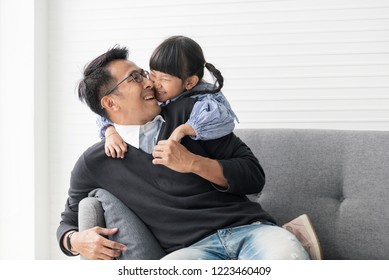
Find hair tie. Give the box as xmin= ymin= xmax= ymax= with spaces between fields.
xmin=203 ymin=62 xmax=207 ymax=68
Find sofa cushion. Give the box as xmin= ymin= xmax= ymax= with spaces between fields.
xmin=235 ymin=129 xmax=389 ymax=260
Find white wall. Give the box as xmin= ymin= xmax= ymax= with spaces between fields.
xmin=0 ymin=0 xmax=388 ymax=260
xmin=34 ymin=0 xmax=50 ymax=260
xmin=48 ymin=0 xmax=389 ymax=260
xmin=0 ymin=0 xmax=48 ymax=259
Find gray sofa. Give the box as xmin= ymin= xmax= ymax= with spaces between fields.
xmin=79 ymin=129 xmax=389 ymax=260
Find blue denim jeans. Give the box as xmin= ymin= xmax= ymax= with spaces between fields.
xmin=162 ymin=222 xmax=309 ymax=260
xmin=90 ymin=189 xmax=309 ymax=260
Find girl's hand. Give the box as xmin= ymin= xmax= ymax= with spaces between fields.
xmin=105 ymin=126 xmax=127 ymax=158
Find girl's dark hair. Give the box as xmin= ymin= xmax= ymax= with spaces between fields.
xmin=149 ymin=35 xmax=224 ymax=96
xmin=78 ymin=46 xmax=128 ymax=119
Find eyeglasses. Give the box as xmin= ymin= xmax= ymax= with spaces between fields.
xmin=104 ymin=69 xmax=150 ymax=96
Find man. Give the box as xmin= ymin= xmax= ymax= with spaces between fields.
xmin=57 ymin=46 xmax=310 ymax=260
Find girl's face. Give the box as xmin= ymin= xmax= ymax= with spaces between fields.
xmin=149 ymin=70 xmax=186 ymax=102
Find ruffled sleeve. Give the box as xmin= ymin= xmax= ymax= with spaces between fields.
xmin=187 ymin=93 xmax=239 ymax=140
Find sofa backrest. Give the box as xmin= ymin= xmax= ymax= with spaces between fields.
xmin=235 ymin=129 xmax=389 ymax=260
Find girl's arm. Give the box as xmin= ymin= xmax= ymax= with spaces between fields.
xmin=169 ymin=93 xmax=238 ymax=142
xmin=168 ymin=124 xmax=196 ymax=142
xmin=96 ymin=116 xmax=113 ymax=139
xmin=97 ymin=116 xmax=127 ymax=158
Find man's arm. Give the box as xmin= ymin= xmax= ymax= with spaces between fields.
xmin=152 ymin=139 xmax=228 ymax=187
xmin=152 ymin=133 xmax=265 ymax=194
xmin=62 ymin=228 xmax=126 ymax=260
xmin=209 ymin=133 xmax=266 ymax=195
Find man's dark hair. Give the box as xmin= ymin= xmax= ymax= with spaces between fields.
xmin=78 ymin=46 xmax=129 ymax=118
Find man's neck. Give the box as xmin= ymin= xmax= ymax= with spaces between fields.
xmin=113 ymin=115 xmax=165 ymax=153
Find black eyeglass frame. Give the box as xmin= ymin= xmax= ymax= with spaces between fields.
xmin=104 ymin=69 xmax=150 ymax=96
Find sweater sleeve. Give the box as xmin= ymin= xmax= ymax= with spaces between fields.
xmin=96 ymin=116 xmax=113 ymax=139
xmin=200 ymin=133 xmax=265 ymax=195
xmin=186 ymin=93 xmax=238 ymax=140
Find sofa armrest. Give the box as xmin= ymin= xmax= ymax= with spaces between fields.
xmin=78 ymin=189 xmax=166 ymax=260
xmin=79 ymin=197 xmax=106 ymax=230
xmin=78 ymin=197 xmax=106 ymax=260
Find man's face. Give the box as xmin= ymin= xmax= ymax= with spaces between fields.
xmin=105 ymin=59 xmax=161 ymax=125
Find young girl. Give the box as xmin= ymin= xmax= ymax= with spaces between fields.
xmin=98 ymin=35 xmax=238 ymax=158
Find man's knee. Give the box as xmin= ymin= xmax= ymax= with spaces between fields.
xmin=240 ymin=224 xmax=309 ymax=260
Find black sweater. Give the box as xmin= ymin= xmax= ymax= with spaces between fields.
xmin=57 ymin=97 xmax=274 ymax=255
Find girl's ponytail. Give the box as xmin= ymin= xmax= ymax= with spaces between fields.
xmin=204 ymin=62 xmax=224 ymax=94
xmin=177 ymin=61 xmax=225 ymax=99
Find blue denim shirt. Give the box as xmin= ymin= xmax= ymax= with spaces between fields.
xmin=97 ymin=82 xmax=238 ymax=146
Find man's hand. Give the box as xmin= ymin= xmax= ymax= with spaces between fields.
xmin=152 ymin=139 xmax=195 ymax=173
xmin=67 ymin=227 xmax=128 ymax=260
xmin=152 ymin=139 xmax=228 ymax=187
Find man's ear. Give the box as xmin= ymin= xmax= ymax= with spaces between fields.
xmin=184 ymin=75 xmax=200 ymax=91
xmin=101 ymin=96 xmax=119 ymax=112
